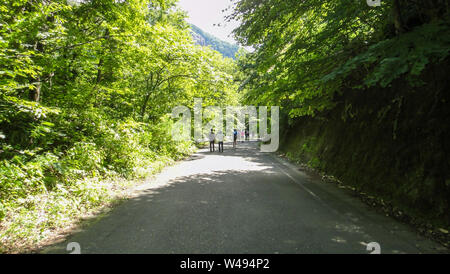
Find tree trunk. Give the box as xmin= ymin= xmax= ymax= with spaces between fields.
xmin=96 ymin=58 xmax=103 ymax=84
xmin=141 ymin=77 xmax=152 ymax=119
xmin=392 ymin=0 xmax=406 ymax=34
xmin=141 ymin=92 xmax=151 ymax=118
xmin=30 ymin=41 xmax=43 ymax=102
xmin=31 ymin=79 xmax=41 ymax=102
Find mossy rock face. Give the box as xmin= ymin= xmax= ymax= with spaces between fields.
xmin=280 ymin=61 xmax=450 ymax=228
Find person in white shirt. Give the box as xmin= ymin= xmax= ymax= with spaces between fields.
xmin=216 ymin=130 xmax=224 ymax=152
xmin=208 ymin=129 xmax=215 ymax=152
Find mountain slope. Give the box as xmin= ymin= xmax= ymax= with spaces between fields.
xmin=190 ymin=24 xmax=239 ymax=59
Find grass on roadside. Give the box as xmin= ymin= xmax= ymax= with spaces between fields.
xmin=0 ymin=144 xmax=197 ymax=254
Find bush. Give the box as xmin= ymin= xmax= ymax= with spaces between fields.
xmin=0 ymin=111 xmax=196 ymax=224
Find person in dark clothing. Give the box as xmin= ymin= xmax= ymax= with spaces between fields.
xmin=209 ymin=129 xmax=215 ymax=152
xmin=216 ymin=130 xmax=224 ymax=152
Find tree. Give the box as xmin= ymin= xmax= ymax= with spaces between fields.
xmin=230 ymin=0 xmax=450 ymax=118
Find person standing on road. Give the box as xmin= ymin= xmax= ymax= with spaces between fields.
xmin=233 ymin=129 xmax=238 ymax=148
xmin=216 ymin=130 xmax=224 ymax=152
xmin=209 ymin=129 xmax=215 ymax=152
xmin=245 ymin=128 xmax=249 ymax=141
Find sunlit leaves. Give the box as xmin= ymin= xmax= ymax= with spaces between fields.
xmin=233 ymin=0 xmax=450 ymax=118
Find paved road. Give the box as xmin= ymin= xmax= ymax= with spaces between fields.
xmin=43 ymin=142 xmax=447 ymax=254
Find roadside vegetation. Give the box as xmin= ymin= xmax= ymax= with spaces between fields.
xmin=0 ymin=0 xmax=239 ymax=252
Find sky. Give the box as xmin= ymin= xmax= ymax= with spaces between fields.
xmin=177 ymin=0 xmax=240 ymax=45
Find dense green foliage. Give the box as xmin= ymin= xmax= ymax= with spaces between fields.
xmin=232 ymin=0 xmax=449 ymax=117
xmin=190 ymin=24 xmax=240 ymax=59
xmin=1 ymin=0 xmax=449 ymax=251
xmin=232 ymin=0 xmax=450 ymax=229
xmin=0 ymin=0 xmax=239 ymax=251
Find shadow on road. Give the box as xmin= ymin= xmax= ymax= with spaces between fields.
xmin=41 ymin=141 xmax=447 ymax=254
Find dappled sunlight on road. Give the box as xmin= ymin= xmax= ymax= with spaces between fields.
xmin=41 ymin=141 xmax=448 ymax=254
xmin=135 ymin=142 xmax=274 ymax=192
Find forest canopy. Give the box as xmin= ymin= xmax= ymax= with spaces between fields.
xmin=230 ymin=0 xmax=450 ymax=118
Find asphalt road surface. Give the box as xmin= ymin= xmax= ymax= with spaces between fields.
xmin=43 ymin=141 xmax=447 ymax=254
